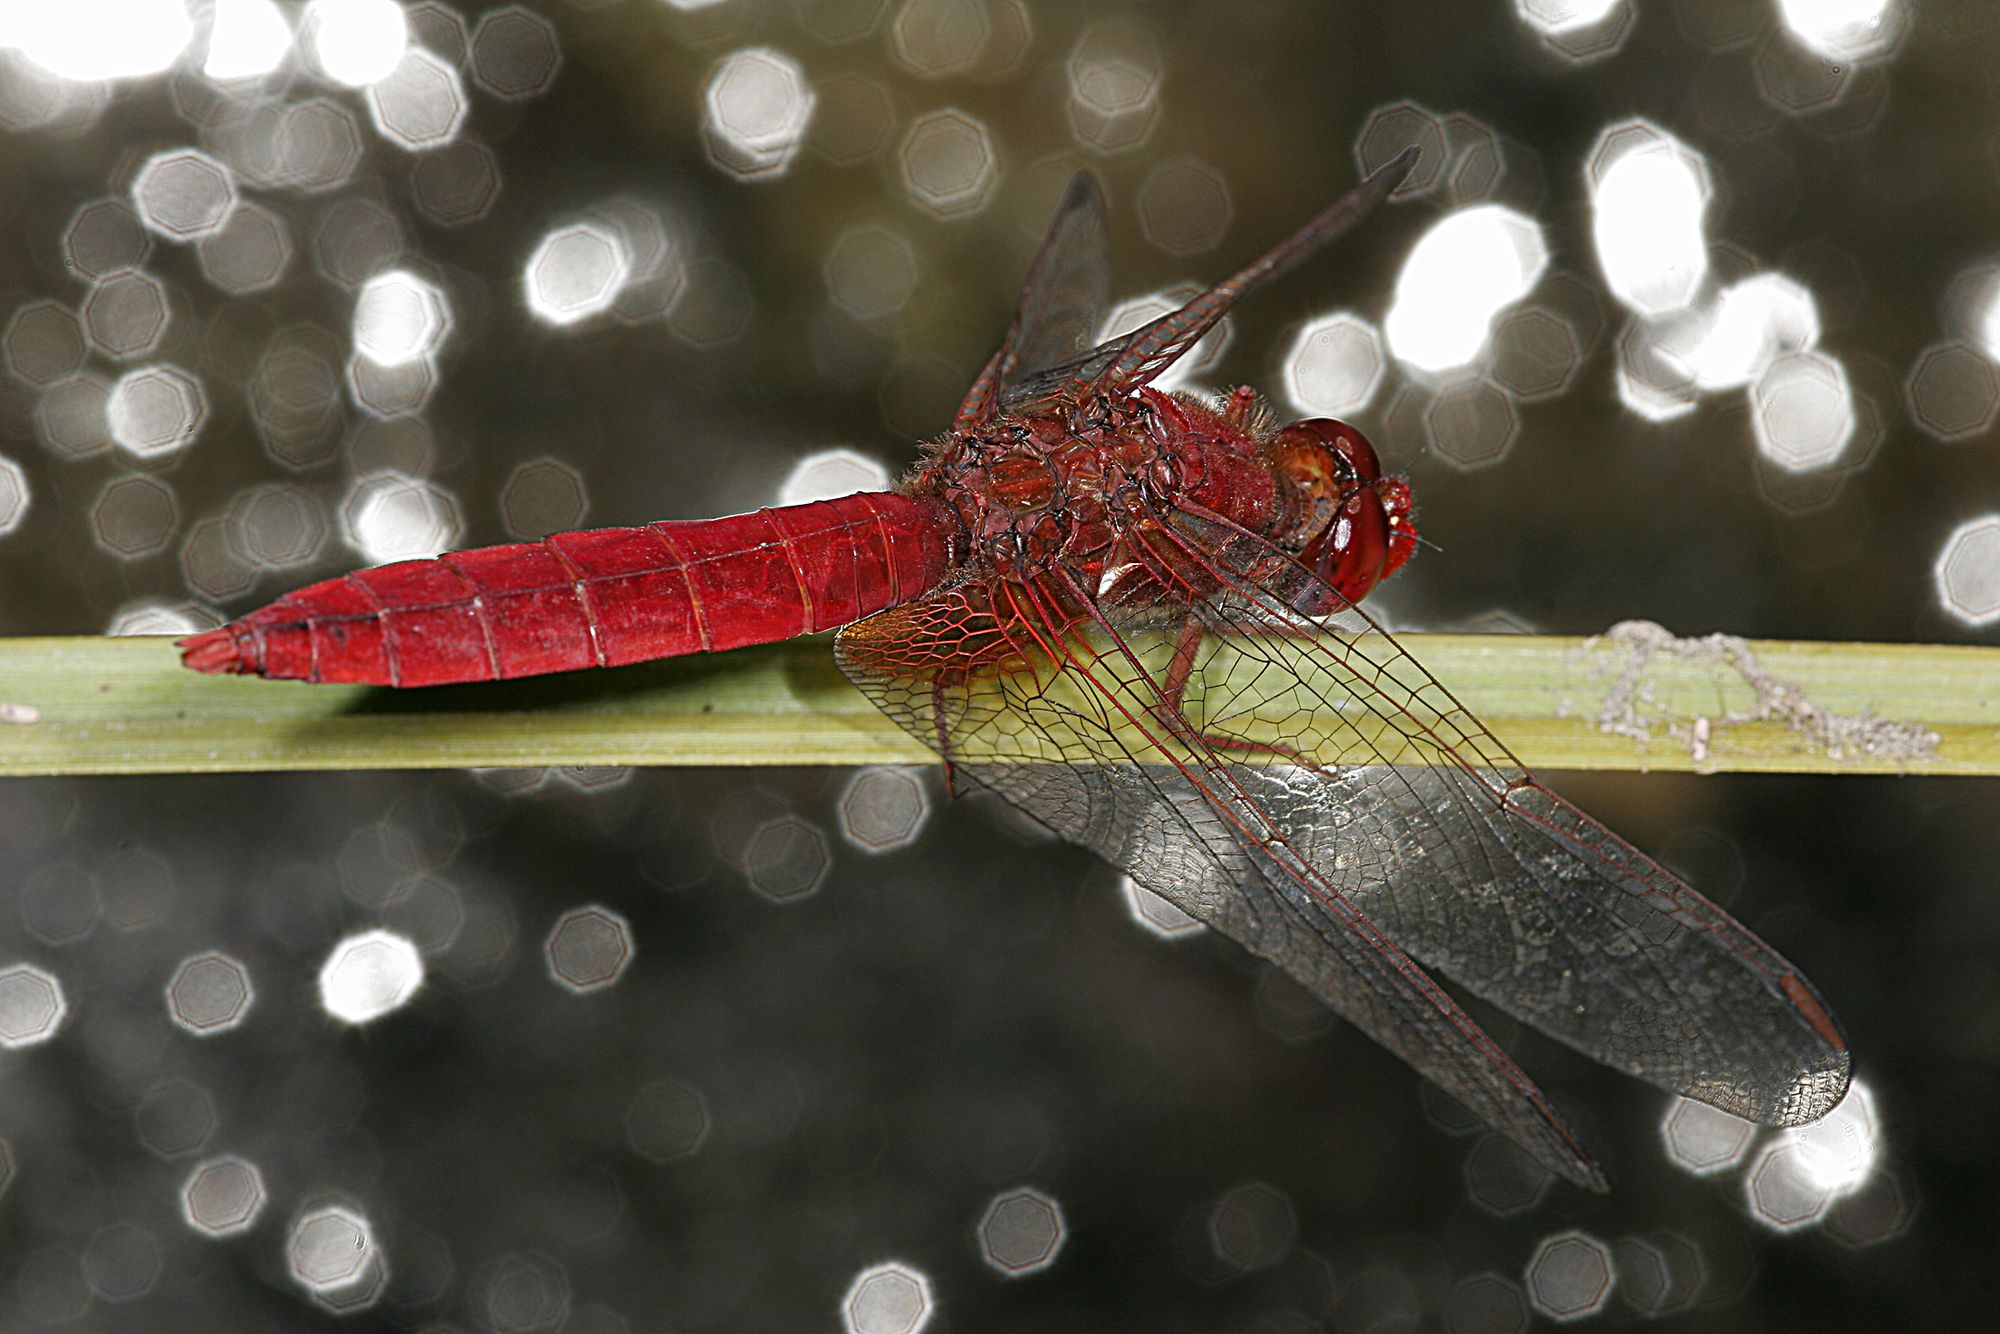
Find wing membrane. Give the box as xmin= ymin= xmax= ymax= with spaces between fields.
xmin=838 ymin=578 xmax=1608 ymax=1189
xmin=955 ymin=172 xmax=1111 ymax=430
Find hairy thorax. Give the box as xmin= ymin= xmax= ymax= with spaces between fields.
xmin=915 ymin=386 xmax=1295 ymax=588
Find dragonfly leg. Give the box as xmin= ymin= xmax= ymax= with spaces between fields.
xmin=931 ymin=678 xmax=960 ymax=796
xmin=1156 ymin=613 xmax=1334 ymax=772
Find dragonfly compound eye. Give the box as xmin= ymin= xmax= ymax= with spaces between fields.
xmin=1269 ymin=419 xmax=1405 ymax=612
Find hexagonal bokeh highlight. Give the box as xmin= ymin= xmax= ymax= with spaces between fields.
xmin=314 ymin=197 xmax=406 ymax=291
xmin=1488 ymin=303 xmax=1585 ymax=401
xmin=525 ymin=221 xmax=631 ymax=327
xmin=1934 ymin=515 xmax=2000 ymax=627
xmin=810 ymin=72 xmax=899 ymax=165
xmin=837 ymin=766 xmax=932 ymax=852
xmin=1905 ymin=340 xmax=2000 ymax=442
xmin=166 ymin=951 xmax=256 ymax=1035
xmin=1065 ymin=22 xmax=1162 ymax=154
xmin=1587 ymin=120 xmax=1711 ymax=317
xmin=287 ymin=1203 xmax=379 ymax=1293
xmin=132 ymin=149 xmax=240 ymax=241
xmin=306 ymin=0 xmax=408 ymax=86
xmin=340 ymin=470 xmax=464 ymax=563
xmin=625 ymin=1078 xmax=712 ymax=1163
xmin=500 ymin=456 xmax=589 ymax=539
xmin=83 ymin=1223 xmax=162 ymax=1304
xmin=1355 ymin=101 xmax=1447 ymax=196
xmin=367 ymin=46 xmax=469 ymax=150
xmin=1524 ymin=1230 xmax=1616 ymax=1321
xmin=0 ymin=963 xmax=68 ymax=1048
xmin=899 ymin=108 xmax=999 ymax=218
xmin=1752 ymin=350 xmax=1855 ymax=471
xmin=1522 ymin=0 xmax=1634 ymax=63
xmin=477 ymin=1252 xmax=572 ymax=1334
xmin=1825 ymin=1166 xmax=1918 ymax=1250
xmin=891 ymin=0 xmax=991 ymax=77
xmin=976 ymin=1186 xmax=1067 ymax=1277
xmin=1743 ymin=1139 xmax=1837 ymax=1232
xmin=703 ymin=46 xmax=816 ymax=179
xmin=470 ymin=6 xmax=562 ymax=100
xmin=1096 ymin=284 xmax=1229 ymax=392
xmin=1208 ymin=1181 xmax=1296 ymax=1272
xmin=198 ymin=201 xmax=293 ymax=294
xmin=411 ymin=138 xmax=503 ymax=226
xmin=64 ymin=198 xmax=152 ymax=280
xmin=135 ymin=1079 xmax=218 ymax=1159
xmin=353 ymin=269 xmax=451 ymax=367
xmin=1784 ymin=1078 xmax=1881 ymax=1194
xmin=181 ymin=1155 xmax=267 ymax=1237
xmin=1462 ymin=1133 xmax=1554 ymax=1216
xmin=1425 ymin=378 xmax=1520 ymax=469
xmin=4 ymin=300 xmax=88 ymax=388
xmin=107 ymin=365 xmax=206 ymax=458
xmin=1136 ymin=157 xmax=1232 ymax=256
xmin=318 ymin=928 xmax=425 ymax=1024
xmin=743 ymin=815 xmax=831 ymax=903
xmin=80 ymin=269 xmax=170 ymax=360
xmin=0 ymin=456 xmax=30 ymax=536
xmin=1119 ymin=874 xmax=1205 ymax=939
xmin=1659 ymin=1094 xmax=1758 ymax=1175
xmin=1387 ymin=205 xmax=1548 ymax=373
xmin=777 ymin=448 xmax=892 ymax=505
xmin=92 ymin=475 xmax=179 ymax=560
xmin=1283 ymin=311 xmax=1386 ymax=417
xmin=824 ymin=225 xmax=921 ymax=320
xmin=544 ymin=905 xmax=635 ymax=994
xmin=1444 ymin=1270 xmax=1531 ymax=1334
xmin=1776 ymin=0 xmax=1905 ymax=63
xmin=842 ymin=1261 xmax=934 ymax=1334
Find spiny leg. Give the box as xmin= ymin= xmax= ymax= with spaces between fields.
xmin=1155 ymin=613 xmax=1334 ymax=772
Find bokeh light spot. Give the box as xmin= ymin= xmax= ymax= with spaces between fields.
xmin=307 ymin=0 xmax=408 ymax=86
xmin=1660 ymin=1095 xmax=1757 ymax=1175
xmin=625 ymin=1079 xmax=712 ymax=1163
xmin=1136 ymin=157 xmax=1232 ymax=257
xmin=1120 ymin=874 xmax=1206 ymax=939
xmin=469 ymin=6 xmax=562 ymax=101
xmin=166 ymin=951 xmax=256 ymax=1035
xmin=181 ymin=1155 xmax=267 ymax=1236
xmin=544 ymin=905 xmax=635 ymax=993
xmin=525 ymin=222 xmax=631 ymax=326
xmin=777 ymin=448 xmax=892 ymax=505
xmin=977 ymin=1186 xmax=1066 ymax=1276
xmin=353 ymin=269 xmax=451 ymax=367
xmin=0 ymin=963 xmax=67 ymax=1048
xmin=1934 ymin=515 xmax=2000 ymax=626
xmin=318 ymin=929 xmax=425 ymax=1024
xmin=1387 ymin=206 xmax=1547 ymax=372
xmin=1587 ymin=121 xmax=1710 ymax=316
xmin=837 ymin=767 xmax=932 ymax=852
xmin=1283 ymin=311 xmax=1386 ymax=417
xmin=1524 ymin=1230 xmax=1616 ymax=1321
xmin=132 ymin=149 xmax=240 ymax=241
xmin=702 ymin=47 xmax=816 ymax=179
xmin=842 ymin=1261 xmax=934 ymax=1334
xmin=898 ymin=108 xmax=999 ymax=218
xmin=366 ymin=45 xmax=469 ymax=149
xmin=341 ymin=470 xmax=463 ymax=562
xmin=287 ymin=1203 xmax=380 ymax=1292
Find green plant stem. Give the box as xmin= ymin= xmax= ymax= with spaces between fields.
xmin=0 ymin=633 xmax=1994 ymax=777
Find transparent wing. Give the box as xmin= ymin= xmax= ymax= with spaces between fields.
xmin=955 ymin=172 xmax=1112 ymax=430
xmin=837 ymin=576 xmax=1608 ymax=1190
xmin=1130 ymin=509 xmax=1851 ymax=1130
xmin=1082 ymin=147 xmax=1418 ymax=405
xmin=835 ymin=506 xmax=1850 ymax=1189
xmin=994 ymin=148 xmax=1417 ymax=415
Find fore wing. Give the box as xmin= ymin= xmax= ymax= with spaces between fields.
xmin=955 ymin=172 xmax=1111 ymax=430
xmin=835 ymin=509 xmax=1849 ymax=1188
xmin=837 ymin=576 xmax=1609 ymax=1190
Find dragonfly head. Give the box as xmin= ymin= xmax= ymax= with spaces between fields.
xmin=1268 ymin=418 xmax=1417 ymax=611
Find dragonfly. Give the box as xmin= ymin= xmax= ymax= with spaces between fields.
xmin=181 ymin=149 xmax=1850 ymax=1190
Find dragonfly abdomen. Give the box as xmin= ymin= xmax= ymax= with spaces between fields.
xmin=180 ymin=492 xmax=958 ymax=686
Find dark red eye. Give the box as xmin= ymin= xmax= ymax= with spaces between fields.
xmin=1267 ymin=418 xmax=1411 ymax=613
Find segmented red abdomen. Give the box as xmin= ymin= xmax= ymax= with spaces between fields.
xmin=179 ymin=492 xmax=959 ymax=686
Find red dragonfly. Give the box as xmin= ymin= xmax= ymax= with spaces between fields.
xmin=182 ymin=150 xmax=1849 ymax=1190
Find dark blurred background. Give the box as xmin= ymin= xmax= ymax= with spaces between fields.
xmin=2 ymin=0 xmax=1998 ymax=1329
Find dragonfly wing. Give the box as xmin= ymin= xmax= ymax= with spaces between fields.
xmin=955 ymin=172 xmax=1112 ymax=430
xmin=1140 ymin=509 xmax=1853 ymax=1126
xmin=996 ymin=148 xmax=1419 ymax=414
xmin=837 ymin=581 xmax=1610 ymax=1190
xmin=1082 ymin=147 xmax=1419 ymax=404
